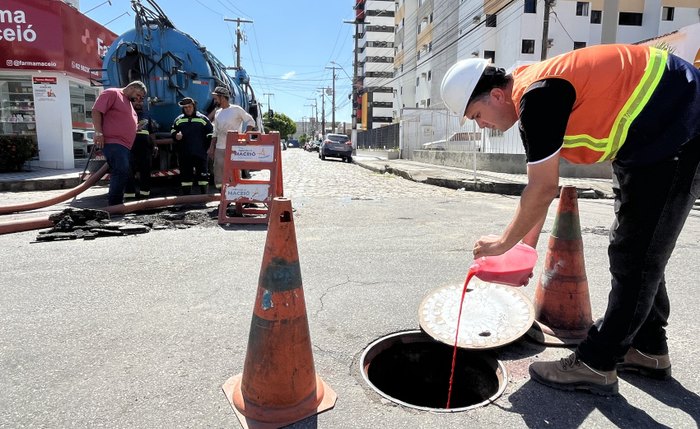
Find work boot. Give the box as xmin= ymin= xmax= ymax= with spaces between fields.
xmin=529 ymin=353 xmax=619 ymax=396
xmin=618 ymin=348 xmax=672 ymax=380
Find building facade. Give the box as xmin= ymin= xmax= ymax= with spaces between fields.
xmin=354 ymin=0 xmax=396 ymax=130
xmin=0 ymin=0 xmax=116 ymax=169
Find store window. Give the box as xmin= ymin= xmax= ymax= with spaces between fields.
xmin=0 ymin=76 xmax=36 ymax=138
xmin=69 ymin=82 xmax=98 ymax=130
xmin=591 ymin=10 xmax=602 ymax=24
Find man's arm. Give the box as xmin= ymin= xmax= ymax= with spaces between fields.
xmin=474 ymin=153 xmax=560 ymax=257
xmin=91 ymin=110 xmax=105 ymax=148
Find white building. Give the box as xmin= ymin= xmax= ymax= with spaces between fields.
xmin=355 ymin=0 xmax=396 ymax=129
xmin=394 ymin=0 xmax=700 ymax=153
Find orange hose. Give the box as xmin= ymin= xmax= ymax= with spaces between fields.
xmin=0 ymin=193 xmax=220 ymax=236
xmin=0 ymin=164 xmax=110 ymax=215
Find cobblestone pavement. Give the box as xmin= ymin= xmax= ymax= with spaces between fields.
xmin=283 ymin=148 xmax=460 ymax=200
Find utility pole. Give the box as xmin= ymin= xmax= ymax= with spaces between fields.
xmin=325 ymin=65 xmax=339 ymax=133
xmin=223 ymin=18 xmax=254 ymax=70
xmin=263 ymin=92 xmax=274 ymax=116
xmin=317 ymin=88 xmax=328 ymax=136
xmin=344 ymin=19 xmax=361 ymax=149
xmin=540 ymin=0 xmax=554 ymax=60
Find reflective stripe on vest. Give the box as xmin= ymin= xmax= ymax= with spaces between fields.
xmin=174 ymin=117 xmax=209 ymax=126
xmin=137 ymin=130 xmax=150 ymax=135
xmin=562 ymin=48 xmax=667 ymax=162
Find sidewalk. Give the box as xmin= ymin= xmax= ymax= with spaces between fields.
xmin=0 ymin=152 xmax=615 ymax=198
xmin=353 ymin=150 xmax=615 ymax=199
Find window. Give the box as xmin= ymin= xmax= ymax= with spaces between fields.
xmin=521 ymin=39 xmax=535 ymax=54
xmin=484 ymin=50 xmax=496 ymax=63
xmin=573 ymin=41 xmax=586 ymax=50
xmin=416 ymin=77 xmax=420 ymax=87
xmin=662 ymin=7 xmax=674 ymax=21
xmin=619 ymin=12 xmax=643 ymax=26
xmin=485 ymin=14 xmax=497 ymax=27
xmin=591 ymin=10 xmax=602 ymax=24
xmin=427 ymin=70 xmax=432 ymax=81
xmin=427 ymin=98 xmax=430 ymax=107
xmin=576 ymin=2 xmax=589 ymax=17
xmin=524 ymin=0 xmax=536 ymax=14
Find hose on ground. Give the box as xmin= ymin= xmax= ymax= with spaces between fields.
xmin=0 ymin=164 xmax=110 ymax=215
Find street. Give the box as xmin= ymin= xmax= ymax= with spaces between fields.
xmin=1 ymin=148 xmax=699 ymax=428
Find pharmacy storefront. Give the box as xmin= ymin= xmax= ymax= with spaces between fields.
xmin=0 ymin=0 xmax=116 ymax=169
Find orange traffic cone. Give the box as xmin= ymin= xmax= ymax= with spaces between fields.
xmin=222 ymin=197 xmax=336 ymax=429
xmin=527 ymin=186 xmax=593 ymax=346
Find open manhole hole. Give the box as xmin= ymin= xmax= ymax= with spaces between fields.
xmin=360 ymin=330 xmax=507 ymax=412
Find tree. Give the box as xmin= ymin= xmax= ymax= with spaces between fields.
xmin=263 ymin=111 xmax=296 ymax=139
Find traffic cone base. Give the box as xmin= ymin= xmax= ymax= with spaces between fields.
xmin=527 ymin=320 xmax=590 ymax=346
xmin=223 ymin=374 xmax=337 ymax=429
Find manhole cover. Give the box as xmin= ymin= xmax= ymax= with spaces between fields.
xmin=419 ymin=280 xmax=535 ymax=349
xmin=360 ymin=330 xmax=507 ymax=412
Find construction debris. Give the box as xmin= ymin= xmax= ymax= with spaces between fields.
xmin=36 ymin=206 xmax=218 ymax=242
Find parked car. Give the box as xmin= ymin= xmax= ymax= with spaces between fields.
xmin=304 ymin=139 xmax=320 ymax=152
xmin=287 ymin=138 xmax=300 ymax=148
xmin=319 ymin=133 xmax=352 ymax=162
xmin=72 ymin=129 xmax=95 ymax=158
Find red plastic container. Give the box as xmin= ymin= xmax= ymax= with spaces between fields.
xmin=470 ymin=242 xmax=538 ymax=287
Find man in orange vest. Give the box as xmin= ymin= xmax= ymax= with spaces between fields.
xmin=441 ymin=44 xmax=700 ymax=396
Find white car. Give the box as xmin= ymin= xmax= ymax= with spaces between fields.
xmin=72 ymin=129 xmax=95 ymax=158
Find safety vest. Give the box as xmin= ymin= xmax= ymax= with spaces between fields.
xmin=511 ymin=45 xmax=667 ymax=164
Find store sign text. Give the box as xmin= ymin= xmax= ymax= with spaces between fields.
xmin=0 ymin=10 xmax=37 ymax=42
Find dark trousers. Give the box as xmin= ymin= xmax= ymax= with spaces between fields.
xmin=103 ymin=143 xmax=131 ymax=206
xmin=577 ymin=137 xmax=700 ymax=371
xmin=179 ymin=154 xmax=208 ymax=190
xmin=126 ymin=141 xmax=152 ymax=196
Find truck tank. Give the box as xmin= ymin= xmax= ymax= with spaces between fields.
xmin=100 ymin=0 xmax=259 ymax=131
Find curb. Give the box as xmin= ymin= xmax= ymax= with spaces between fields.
xmin=0 ymin=177 xmax=82 ymax=192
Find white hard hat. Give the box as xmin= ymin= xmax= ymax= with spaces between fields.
xmin=440 ymin=58 xmax=489 ymax=126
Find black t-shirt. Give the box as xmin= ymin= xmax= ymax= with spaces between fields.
xmin=518 ymin=78 xmax=576 ymax=163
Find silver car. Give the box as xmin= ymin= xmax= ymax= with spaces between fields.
xmin=319 ymin=133 xmax=352 ymax=163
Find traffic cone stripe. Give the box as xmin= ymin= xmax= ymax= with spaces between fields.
xmin=259 ymin=257 xmax=303 ymax=293
xmin=551 ymin=212 xmax=582 ymax=240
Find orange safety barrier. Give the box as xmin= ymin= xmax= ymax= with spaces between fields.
xmin=218 ymin=131 xmax=284 ymax=225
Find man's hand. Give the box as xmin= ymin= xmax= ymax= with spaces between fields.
xmin=175 ymin=131 xmax=183 ymax=141
xmin=94 ymin=134 xmax=104 ymax=149
xmin=473 ymin=235 xmax=509 ymax=259
xmin=207 ymin=145 xmax=215 ymax=159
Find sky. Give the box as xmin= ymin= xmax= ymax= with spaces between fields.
xmin=79 ymin=0 xmax=357 ymax=125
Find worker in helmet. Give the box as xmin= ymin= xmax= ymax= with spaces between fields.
xmin=171 ymin=97 xmax=213 ymax=195
xmin=442 ymin=44 xmax=700 ymax=396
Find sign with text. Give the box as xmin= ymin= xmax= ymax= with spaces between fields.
xmin=230 ymin=145 xmax=274 ymax=163
xmin=225 ymin=184 xmax=270 ymax=201
xmin=0 ymin=0 xmax=117 ymax=79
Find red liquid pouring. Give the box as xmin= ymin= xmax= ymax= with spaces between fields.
xmin=445 ymin=266 xmax=477 ymax=409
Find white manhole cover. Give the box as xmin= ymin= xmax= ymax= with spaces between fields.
xmin=419 ymin=280 xmax=535 ymax=349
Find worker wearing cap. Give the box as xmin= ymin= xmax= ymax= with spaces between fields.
xmin=441 ymin=44 xmax=700 ymax=396
xmin=208 ymin=86 xmax=255 ymax=189
xmin=171 ymin=97 xmax=213 ymax=194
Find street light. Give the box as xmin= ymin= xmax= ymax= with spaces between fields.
xmin=84 ymin=0 xmax=112 ymax=15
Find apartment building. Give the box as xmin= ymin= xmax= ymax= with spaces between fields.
xmin=354 ymin=0 xmax=396 ymax=130
xmin=393 ymin=0 xmax=699 ymax=122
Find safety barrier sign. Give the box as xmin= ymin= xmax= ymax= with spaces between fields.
xmin=218 ymin=131 xmax=283 ymax=224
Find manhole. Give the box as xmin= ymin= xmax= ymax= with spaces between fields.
xmin=360 ymin=330 xmax=507 ymax=412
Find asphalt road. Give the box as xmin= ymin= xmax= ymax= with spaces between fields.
xmin=1 ymin=149 xmax=699 ymax=428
